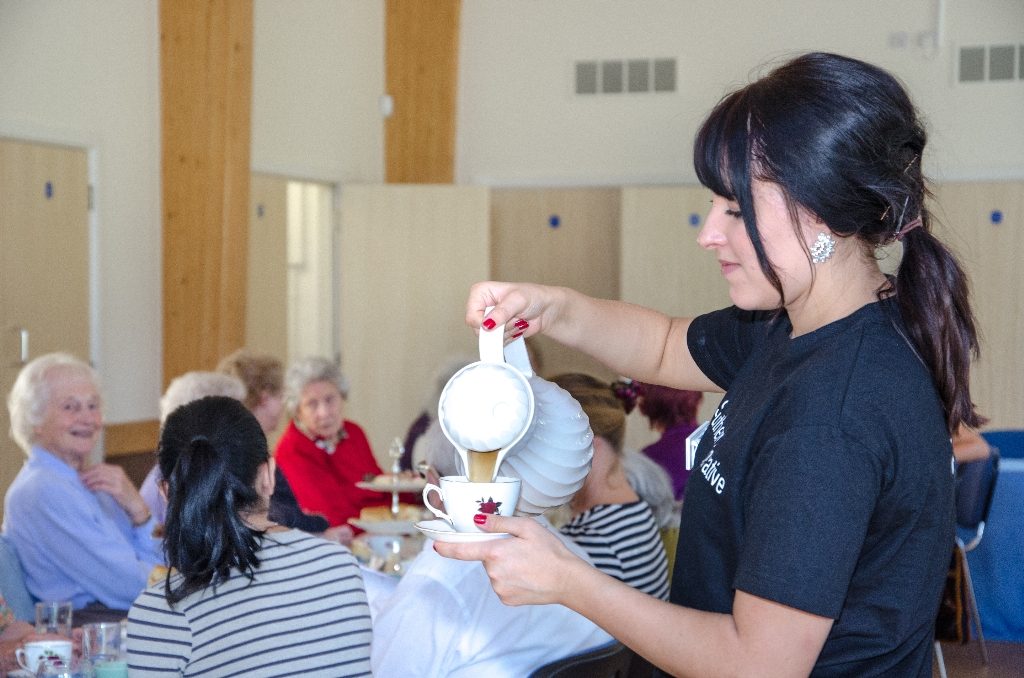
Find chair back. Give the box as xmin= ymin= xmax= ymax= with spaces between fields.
xmin=529 ymin=641 xmax=633 ymax=678
xmin=955 ymin=448 xmax=999 ymax=538
xmin=980 ymin=429 xmax=1024 ymax=459
xmin=0 ymin=533 xmax=36 ymax=621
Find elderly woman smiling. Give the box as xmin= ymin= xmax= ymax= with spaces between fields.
xmin=3 ymin=353 xmax=163 ymax=620
xmin=273 ymin=356 xmax=389 ymax=543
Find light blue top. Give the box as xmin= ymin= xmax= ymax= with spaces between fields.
xmin=2 ymin=447 xmax=164 ymax=610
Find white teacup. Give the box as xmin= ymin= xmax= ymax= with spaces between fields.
xmin=16 ymin=639 xmax=73 ymax=673
xmin=422 ymin=475 xmax=520 ymax=532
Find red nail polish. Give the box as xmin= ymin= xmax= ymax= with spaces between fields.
xmin=513 ymin=318 xmax=529 ymax=330
xmin=473 ymin=513 xmax=487 ymax=525
xmin=511 ymin=331 xmax=524 ymax=339
xmin=482 ymin=318 xmax=496 ymax=331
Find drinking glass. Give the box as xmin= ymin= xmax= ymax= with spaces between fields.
xmin=34 ymin=601 xmax=73 ymax=636
xmin=82 ymin=621 xmax=124 ymax=664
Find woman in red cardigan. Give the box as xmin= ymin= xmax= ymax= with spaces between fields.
xmin=274 ymin=356 xmax=387 ymax=544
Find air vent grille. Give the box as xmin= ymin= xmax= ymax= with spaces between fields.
xmin=576 ymin=58 xmax=676 ymax=95
xmin=959 ymin=45 xmax=1022 ymax=82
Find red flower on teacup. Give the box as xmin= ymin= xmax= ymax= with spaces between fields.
xmin=477 ymin=497 xmax=502 ymax=514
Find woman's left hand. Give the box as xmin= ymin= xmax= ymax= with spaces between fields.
xmin=432 ymin=514 xmax=590 ymax=607
xmin=80 ymin=463 xmax=150 ymax=524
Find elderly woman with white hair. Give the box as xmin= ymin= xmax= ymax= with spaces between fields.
xmin=139 ymin=371 xmax=247 ymax=524
xmin=274 ymin=356 xmax=388 ymax=543
xmin=3 ymin=353 xmax=163 ymax=621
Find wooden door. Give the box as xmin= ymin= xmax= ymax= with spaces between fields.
xmin=931 ymin=182 xmax=1024 ymax=429
xmin=491 ymin=187 xmax=622 ymax=381
xmin=0 ymin=138 xmax=90 ymax=521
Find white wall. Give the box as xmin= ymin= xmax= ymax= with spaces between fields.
xmin=0 ymin=1 xmax=162 ymax=422
xmin=1 ymin=0 xmax=1020 ymax=422
xmin=457 ymin=0 xmax=1024 ymax=185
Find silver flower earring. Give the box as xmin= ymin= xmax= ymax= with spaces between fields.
xmin=809 ymin=231 xmax=836 ymax=264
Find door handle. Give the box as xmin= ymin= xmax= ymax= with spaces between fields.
xmin=9 ymin=327 xmax=29 ymax=366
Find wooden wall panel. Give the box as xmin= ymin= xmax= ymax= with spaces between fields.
xmin=339 ymin=185 xmax=489 ymax=463
xmin=931 ymin=182 xmax=1023 ymax=430
xmin=161 ymin=0 xmax=253 ymax=385
xmin=491 ymin=188 xmax=621 ymax=381
xmin=385 ymin=0 xmax=460 ymax=183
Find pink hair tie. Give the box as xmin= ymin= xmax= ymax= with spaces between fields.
xmin=895 ymin=216 xmax=922 ymax=241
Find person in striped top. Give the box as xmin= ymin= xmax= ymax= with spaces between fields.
xmin=127 ymin=396 xmax=372 ymax=677
xmin=553 ymin=373 xmax=670 ymax=600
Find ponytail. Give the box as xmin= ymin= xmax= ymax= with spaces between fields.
xmin=158 ymin=396 xmax=269 ymax=606
xmin=893 ymin=219 xmax=985 ymax=433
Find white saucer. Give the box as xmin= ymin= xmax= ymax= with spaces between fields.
xmin=356 ymin=477 xmax=427 ymax=493
xmin=414 ymin=519 xmax=510 ymax=542
xmin=348 ymin=518 xmax=420 ymax=535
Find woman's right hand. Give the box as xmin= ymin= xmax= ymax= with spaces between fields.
xmin=465 ymin=281 xmax=567 ymax=340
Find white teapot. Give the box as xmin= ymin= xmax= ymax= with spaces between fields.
xmin=438 ymin=314 xmax=593 ymax=515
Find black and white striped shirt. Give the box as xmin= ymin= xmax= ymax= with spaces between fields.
xmin=561 ymin=501 xmax=670 ymax=600
xmin=127 ymin=529 xmax=372 ymax=677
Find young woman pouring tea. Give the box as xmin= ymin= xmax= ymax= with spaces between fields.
xmin=435 ymin=52 xmax=983 ymax=677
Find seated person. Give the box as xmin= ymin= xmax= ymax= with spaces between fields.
xmin=127 ymin=397 xmax=372 ymax=674
xmin=553 ymin=373 xmax=670 ymax=600
xmin=274 ymin=357 xmax=389 ymax=539
xmin=400 ymin=353 xmax=473 ymax=471
xmin=370 ymin=420 xmax=613 ymax=677
xmin=4 ymin=354 xmax=163 ymax=621
xmin=217 ymin=349 xmax=341 ymax=536
xmin=623 ymin=448 xmax=678 ymax=531
xmin=139 ymin=371 xmax=248 ymax=524
xmin=635 ymin=382 xmax=703 ymax=501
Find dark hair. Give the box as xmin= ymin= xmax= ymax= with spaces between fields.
xmin=637 ymin=383 xmax=702 ymax=431
xmin=158 ymin=396 xmax=271 ymax=605
xmin=551 ymin=373 xmax=627 ymax=454
xmin=693 ymin=51 xmax=982 ymax=433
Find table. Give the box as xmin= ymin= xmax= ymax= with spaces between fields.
xmin=965 ymin=457 xmax=1024 ymax=641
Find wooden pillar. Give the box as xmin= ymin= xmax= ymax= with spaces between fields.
xmin=160 ymin=0 xmax=253 ymax=385
xmin=385 ymin=0 xmax=460 ymax=183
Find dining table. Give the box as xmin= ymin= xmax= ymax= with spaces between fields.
xmin=965 ymin=456 xmax=1024 ymax=641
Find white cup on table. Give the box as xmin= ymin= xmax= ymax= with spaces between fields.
xmin=16 ymin=639 xmax=73 ymax=673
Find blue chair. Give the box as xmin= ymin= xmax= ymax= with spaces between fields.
xmin=0 ymin=533 xmax=36 ymax=622
xmin=980 ymin=430 xmax=1024 ymax=459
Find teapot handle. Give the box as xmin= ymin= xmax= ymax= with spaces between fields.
xmin=478 ymin=306 xmax=535 ymax=377
xmin=479 ymin=306 xmax=506 ymax=363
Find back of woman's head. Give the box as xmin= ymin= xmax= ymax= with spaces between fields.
xmin=158 ymin=396 xmax=269 ymax=604
xmin=694 ymin=51 xmax=982 ymax=432
xmin=159 ymin=371 xmax=246 ymax=423
xmin=551 ymin=373 xmax=626 ymax=453
xmin=638 ymin=384 xmax=702 ymax=431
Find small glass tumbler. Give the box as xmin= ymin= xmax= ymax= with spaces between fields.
xmin=34 ymin=601 xmax=73 ymax=636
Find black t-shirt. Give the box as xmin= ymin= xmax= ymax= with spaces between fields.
xmin=668 ymin=301 xmax=954 ymax=677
